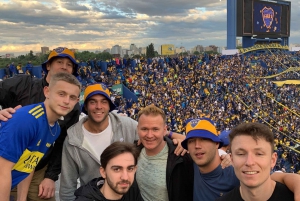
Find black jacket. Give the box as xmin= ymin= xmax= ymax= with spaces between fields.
xmin=74 ymin=177 xmax=144 ymax=201
xmin=0 ymin=75 xmax=81 ymax=181
xmin=137 ymin=137 xmax=194 ymax=201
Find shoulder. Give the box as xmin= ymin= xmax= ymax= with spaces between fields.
xmin=215 ymin=187 xmax=241 ymax=201
xmin=109 ymin=112 xmax=137 ymax=126
xmin=269 ymin=182 xmax=294 ymax=200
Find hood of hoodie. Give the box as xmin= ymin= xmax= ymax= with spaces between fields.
xmin=75 ymin=177 xmax=106 ymax=200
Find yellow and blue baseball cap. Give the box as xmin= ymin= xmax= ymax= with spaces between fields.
xmin=42 ymin=47 xmax=78 ymax=76
xmin=82 ymin=83 xmax=116 ymax=114
xmin=181 ymin=118 xmax=223 ymax=149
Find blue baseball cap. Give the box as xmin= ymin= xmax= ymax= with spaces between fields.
xmin=181 ymin=118 xmax=223 ymax=149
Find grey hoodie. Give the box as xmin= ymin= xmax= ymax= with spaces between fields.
xmin=59 ymin=112 xmax=138 ymax=201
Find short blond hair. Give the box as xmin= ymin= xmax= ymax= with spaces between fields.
xmin=137 ymin=104 xmax=166 ymax=124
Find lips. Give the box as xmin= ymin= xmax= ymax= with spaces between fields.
xmin=243 ymin=171 xmax=259 ymax=175
xmin=195 ymin=152 xmax=205 ymax=159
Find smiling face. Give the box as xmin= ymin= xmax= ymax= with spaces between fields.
xmin=137 ymin=114 xmax=167 ymax=156
xmin=46 ymin=57 xmax=74 ymax=82
xmin=231 ymin=135 xmax=277 ymax=189
xmin=84 ymin=94 xmax=110 ymax=128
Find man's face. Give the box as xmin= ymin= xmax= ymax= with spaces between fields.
xmin=187 ymin=137 xmax=219 ymax=172
xmin=46 ymin=57 xmax=74 ymax=77
xmin=231 ymin=135 xmax=277 ymax=189
xmin=85 ymin=94 xmax=110 ymax=125
xmin=44 ymin=80 xmax=80 ymax=118
xmin=100 ymin=152 xmax=137 ymax=196
xmin=137 ymin=114 xmax=167 ymax=156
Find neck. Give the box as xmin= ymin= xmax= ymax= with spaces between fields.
xmin=44 ymin=100 xmax=60 ymax=125
xmin=100 ymin=183 xmax=123 ymax=200
xmin=145 ymin=141 xmax=166 ymax=156
xmin=84 ymin=117 xmax=109 ymax=133
xmin=240 ymin=179 xmax=276 ymax=201
xmin=199 ymin=151 xmax=221 ymax=174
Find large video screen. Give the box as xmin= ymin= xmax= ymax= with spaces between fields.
xmin=253 ymin=2 xmax=281 ymax=34
xmin=236 ymin=0 xmax=291 ymax=37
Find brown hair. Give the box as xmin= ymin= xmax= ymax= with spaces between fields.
xmin=100 ymin=142 xmax=139 ymax=169
xmin=229 ymin=122 xmax=274 ymax=152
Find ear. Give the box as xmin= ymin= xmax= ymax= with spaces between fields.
xmin=46 ymin=62 xmax=51 ymax=71
xmin=44 ymin=86 xmax=50 ymax=99
xmin=100 ymin=167 xmax=106 ymax=179
xmin=271 ymin=152 xmax=277 ymax=169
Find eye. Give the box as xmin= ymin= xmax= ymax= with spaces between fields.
xmin=112 ymin=167 xmax=121 ymax=172
xmin=128 ymin=167 xmax=135 ymax=172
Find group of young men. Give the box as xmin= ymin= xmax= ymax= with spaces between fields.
xmin=0 ymin=47 xmax=299 ymax=201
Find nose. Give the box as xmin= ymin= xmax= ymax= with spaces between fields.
xmin=245 ymin=153 xmax=255 ymax=166
xmin=120 ymin=169 xmax=129 ymax=180
xmin=63 ymin=96 xmax=70 ymax=104
xmin=195 ymin=139 xmax=202 ymax=149
xmin=95 ymin=101 xmax=103 ymax=109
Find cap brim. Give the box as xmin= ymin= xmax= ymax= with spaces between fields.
xmin=181 ymin=130 xmax=223 ymax=149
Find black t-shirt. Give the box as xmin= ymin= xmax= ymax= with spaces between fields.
xmin=215 ymin=182 xmax=294 ymax=201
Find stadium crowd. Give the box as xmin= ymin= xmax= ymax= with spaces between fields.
xmin=77 ymin=50 xmax=300 ymax=174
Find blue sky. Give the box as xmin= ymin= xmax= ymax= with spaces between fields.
xmin=0 ymin=0 xmax=299 ymax=54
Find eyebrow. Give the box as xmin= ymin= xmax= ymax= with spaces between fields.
xmin=234 ymin=147 xmax=265 ymax=151
xmin=111 ymin=165 xmax=136 ymax=168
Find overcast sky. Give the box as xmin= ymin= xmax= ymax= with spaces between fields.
xmin=0 ymin=0 xmax=299 ymax=54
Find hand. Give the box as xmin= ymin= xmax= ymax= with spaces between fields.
xmin=38 ymin=178 xmax=55 ymax=199
xmin=172 ymin=138 xmax=188 ymax=156
xmin=0 ymin=105 xmax=22 ymax=121
xmin=220 ymin=153 xmax=232 ymax=169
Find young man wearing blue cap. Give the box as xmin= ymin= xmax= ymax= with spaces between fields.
xmin=59 ymin=83 xmax=140 ymax=200
xmin=0 ymin=47 xmax=81 ymax=200
xmin=181 ymin=118 xmax=300 ymax=200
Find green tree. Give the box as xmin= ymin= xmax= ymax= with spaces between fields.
xmin=194 ymin=51 xmax=200 ymax=55
xmin=146 ymin=43 xmax=155 ymax=58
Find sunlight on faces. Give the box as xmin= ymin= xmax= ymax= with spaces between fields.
xmin=85 ymin=94 xmax=110 ymax=125
xmin=230 ymin=136 xmax=277 ymax=189
xmin=44 ymin=80 xmax=80 ymax=117
xmin=137 ymin=114 xmax=167 ymax=156
xmin=187 ymin=138 xmax=219 ymax=170
xmin=100 ymin=153 xmax=137 ymax=196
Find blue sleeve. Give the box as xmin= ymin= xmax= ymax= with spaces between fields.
xmin=0 ymin=113 xmax=37 ymax=163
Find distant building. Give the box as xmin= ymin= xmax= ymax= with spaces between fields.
xmin=161 ymin=44 xmax=175 ymax=56
xmin=4 ymin=53 xmax=15 ymax=58
xmin=175 ymin=46 xmax=186 ymax=54
xmin=41 ymin=46 xmax=50 ymax=54
xmin=205 ymin=45 xmax=218 ymax=53
xmin=103 ymin=48 xmax=111 ymax=54
xmin=130 ymin=44 xmax=139 ymax=55
xmin=111 ymin=45 xmax=122 ymax=56
xmin=191 ymin=45 xmax=204 ymax=54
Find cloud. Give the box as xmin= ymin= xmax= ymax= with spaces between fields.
xmin=0 ymin=0 xmax=299 ymax=54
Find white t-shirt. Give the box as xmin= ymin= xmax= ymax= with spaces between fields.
xmin=82 ymin=117 xmax=113 ymax=161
